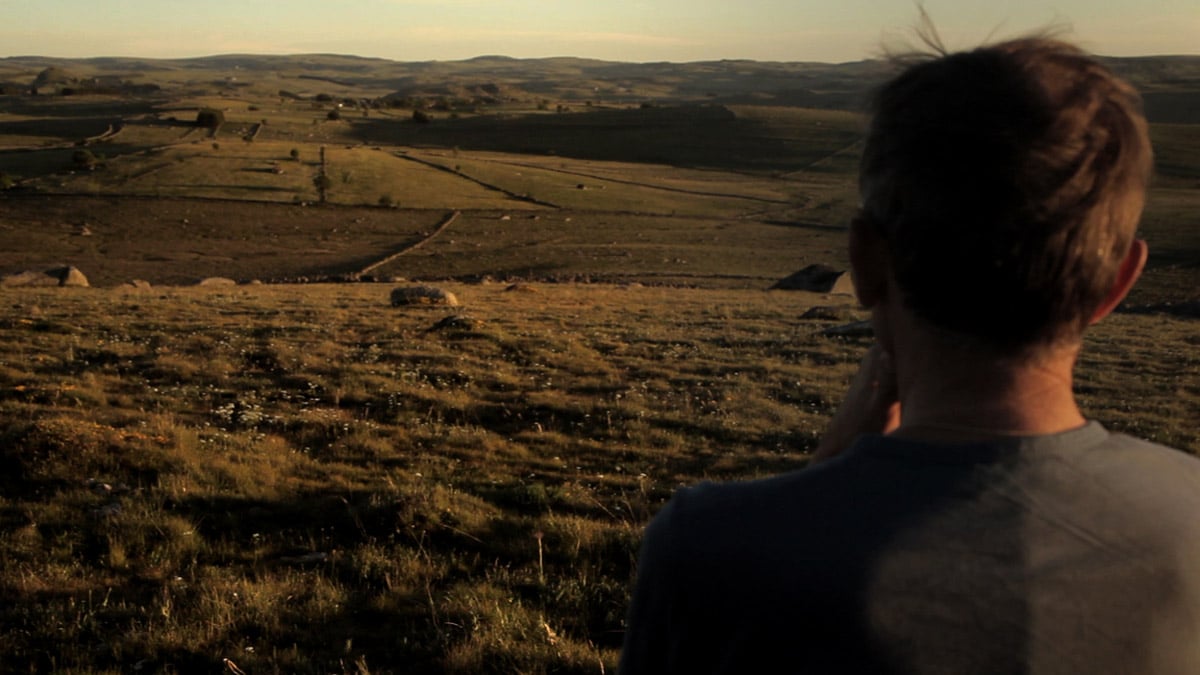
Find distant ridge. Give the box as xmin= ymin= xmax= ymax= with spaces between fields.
xmin=0 ymin=53 xmax=1196 ymax=121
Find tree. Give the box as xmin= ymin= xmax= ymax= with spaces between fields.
xmin=326 ymin=108 xmax=341 ymax=121
xmin=313 ymin=174 xmax=332 ymax=204
xmin=195 ymin=108 xmax=225 ymax=130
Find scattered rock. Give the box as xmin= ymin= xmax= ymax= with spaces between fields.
xmin=0 ymin=271 xmax=49 ymax=287
xmin=390 ymin=285 xmax=459 ymax=307
xmin=820 ymin=320 xmax=874 ymax=338
xmin=87 ymin=478 xmax=130 ymax=494
xmin=87 ymin=479 xmax=113 ymax=494
xmin=801 ymin=306 xmax=857 ymax=322
xmin=772 ymin=264 xmax=854 ymax=295
xmin=58 ymin=266 xmax=89 ymax=287
xmin=1 ymin=265 xmax=89 ymax=288
xmin=427 ymin=314 xmax=479 ymax=331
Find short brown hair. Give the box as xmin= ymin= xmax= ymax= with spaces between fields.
xmin=859 ymin=38 xmax=1152 ymax=350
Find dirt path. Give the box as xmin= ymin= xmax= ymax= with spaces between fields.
xmin=778 ymin=139 xmax=864 ymax=179
xmin=357 ymin=210 xmax=461 ymax=276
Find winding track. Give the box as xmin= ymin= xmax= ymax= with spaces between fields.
xmin=357 ymin=210 xmax=461 ymax=276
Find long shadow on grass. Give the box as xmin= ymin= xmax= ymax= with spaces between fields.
xmin=161 ymin=488 xmax=609 ymax=670
xmin=0 ymin=564 xmax=445 ymax=673
xmin=347 ymin=106 xmax=861 ymax=173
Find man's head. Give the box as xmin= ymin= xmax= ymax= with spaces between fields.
xmin=856 ymin=38 xmax=1153 ymax=353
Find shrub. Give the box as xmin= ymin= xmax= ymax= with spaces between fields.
xmin=412 ymin=110 xmax=431 ymax=124
xmin=326 ymin=108 xmax=341 ymax=121
xmin=72 ymin=149 xmax=98 ymax=170
xmin=290 ymin=148 xmax=300 ymax=161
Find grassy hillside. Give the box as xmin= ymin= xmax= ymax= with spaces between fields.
xmin=0 ymin=282 xmax=1195 ymax=673
xmin=0 ymin=50 xmax=1197 ymax=675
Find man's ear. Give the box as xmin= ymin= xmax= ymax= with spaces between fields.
xmin=849 ymin=214 xmax=889 ymax=309
xmin=1089 ymin=239 xmax=1148 ymax=325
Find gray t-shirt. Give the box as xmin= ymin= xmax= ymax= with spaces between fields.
xmin=620 ymin=423 xmax=1200 ymax=674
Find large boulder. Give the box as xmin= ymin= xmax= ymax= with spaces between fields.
xmin=197 ymin=277 xmax=237 ymax=287
xmin=1 ymin=265 xmax=88 ymax=287
xmin=390 ymin=285 xmax=459 ymax=307
xmin=58 ymin=266 xmax=89 ymax=287
xmin=771 ymin=264 xmax=854 ymax=295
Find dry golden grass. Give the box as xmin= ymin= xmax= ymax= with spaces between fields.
xmin=0 ymin=63 xmax=1196 ymax=672
xmin=0 ymin=282 xmax=1195 ymax=673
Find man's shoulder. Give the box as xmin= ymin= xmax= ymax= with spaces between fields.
xmin=1087 ymin=428 xmax=1200 ymax=466
xmin=1055 ymin=428 xmax=1200 ymax=524
xmin=659 ymin=425 xmax=1200 ymax=537
xmin=1042 ymin=425 xmax=1200 ymax=488
xmin=650 ymin=456 xmax=874 ymax=550
xmin=665 ymin=461 xmax=847 ymax=521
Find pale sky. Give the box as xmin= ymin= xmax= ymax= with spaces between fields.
xmin=1 ymin=0 xmax=1196 ymax=63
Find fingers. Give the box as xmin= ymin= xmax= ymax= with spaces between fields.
xmin=811 ymin=344 xmax=902 ymax=463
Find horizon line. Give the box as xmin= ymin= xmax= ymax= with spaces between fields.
xmin=2 ymin=50 xmax=1197 ymax=67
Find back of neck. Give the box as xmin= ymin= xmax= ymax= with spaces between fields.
xmin=893 ymin=338 xmax=1086 ymax=442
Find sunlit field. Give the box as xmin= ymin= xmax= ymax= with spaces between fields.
xmin=1 ymin=52 xmax=1197 ymax=673
xmin=1 ymin=282 xmax=1195 ymax=673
